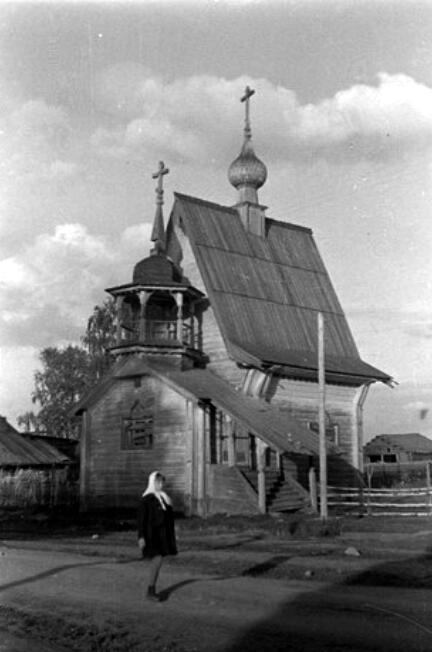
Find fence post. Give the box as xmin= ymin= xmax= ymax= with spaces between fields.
xmin=426 ymin=462 xmax=431 ymax=516
xmin=309 ymin=467 xmax=318 ymax=513
xmin=366 ymin=464 xmax=373 ymax=516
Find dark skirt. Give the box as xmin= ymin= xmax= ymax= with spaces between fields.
xmin=138 ymin=495 xmax=178 ymax=558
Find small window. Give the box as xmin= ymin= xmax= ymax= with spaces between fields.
xmin=383 ymin=454 xmax=397 ymax=463
xmin=122 ymin=397 xmax=154 ymax=450
xmin=308 ymin=421 xmax=339 ymax=444
xmin=368 ymin=455 xmax=382 ymax=463
xmin=122 ymin=416 xmax=153 ymax=449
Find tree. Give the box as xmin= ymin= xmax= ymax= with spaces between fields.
xmin=82 ymin=298 xmax=116 ymax=382
xmin=17 ymin=411 xmax=42 ymax=433
xmin=18 ymin=299 xmax=116 ymax=438
xmin=30 ymin=345 xmax=91 ymax=438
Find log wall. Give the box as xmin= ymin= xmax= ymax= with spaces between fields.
xmin=84 ymin=374 xmax=191 ymax=511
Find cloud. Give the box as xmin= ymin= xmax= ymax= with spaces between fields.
xmin=0 ymin=346 xmax=40 ymax=424
xmin=403 ymin=400 xmax=430 ymax=412
xmin=292 ymin=73 xmax=432 ymax=160
xmin=1 ymin=99 xmax=79 ymax=183
xmin=403 ymin=322 xmax=432 ymax=340
xmin=0 ymin=222 xmax=152 ymax=348
xmin=92 ymin=69 xmax=432 ymax=165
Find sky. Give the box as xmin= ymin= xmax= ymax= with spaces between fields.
xmin=1 ymin=0 xmax=432 ymax=441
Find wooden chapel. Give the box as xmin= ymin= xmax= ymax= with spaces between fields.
xmin=74 ymin=87 xmax=391 ymax=515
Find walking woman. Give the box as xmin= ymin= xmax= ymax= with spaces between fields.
xmin=137 ymin=471 xmax=177 ymax=602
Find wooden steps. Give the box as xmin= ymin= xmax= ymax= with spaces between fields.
xmin=241 ymin=468 xmax=310 ymax=513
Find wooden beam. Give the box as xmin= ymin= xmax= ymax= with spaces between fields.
xmin=256 ymin=438 xmax=267 ymax=514
xmin=184 ymin=400 xmax=194 ymax=516
xmin=195 ymin=405 xmax=207 ymax=517
xmin=79 ymin=410 xmax=91 ymax=512
xmin=115 ymin=296 xmax=124 ymax=345
xmin=318 ymin=312 xmax=328 ymax=521
xmin=308 ymin=466 xmax=318 ymax=513
xmin=227 ymin=416 xmax=236 ymax=467
xmin=175 ymin=292 xmax=184 ymax=342
xmin=138 ymin=291 xmax=151 ymax=340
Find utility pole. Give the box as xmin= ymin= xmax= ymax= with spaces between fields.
xmin=318 ymin=312 xmax=328 ymax=520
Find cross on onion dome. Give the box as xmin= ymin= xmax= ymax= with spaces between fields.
xmin=241 ymin=86 xmax=255 ymax=140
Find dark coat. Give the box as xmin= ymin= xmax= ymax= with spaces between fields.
xmin=137 ymin=494 xmax=177 ymax=558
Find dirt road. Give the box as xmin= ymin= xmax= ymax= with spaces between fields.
xmin=1 ymin=544 xmax=431 ymax=651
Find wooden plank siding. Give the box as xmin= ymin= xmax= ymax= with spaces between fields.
xmin=268 ymin=377 xmax=363 ymax=484
xmin=84 ymin=375 xmax=191 ymax=510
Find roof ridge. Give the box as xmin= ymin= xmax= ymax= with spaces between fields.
xmin=174 ymin=192 xmax=313 ymax=233
xmin=173 ymin=192 xmax=237 ymax=214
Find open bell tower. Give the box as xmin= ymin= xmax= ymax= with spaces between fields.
xmin=106 ymin=161 xmax=208 ymax=369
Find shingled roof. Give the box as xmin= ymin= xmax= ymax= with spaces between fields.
xmin=169 ymin=193 xmax=390 ymax=385
xmin=365 ymin=433 xmax=432 ymax=454
xmin=0 ymin=416 xmax=72 ymax=467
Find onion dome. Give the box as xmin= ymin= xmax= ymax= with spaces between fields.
xmin=228 ymin=138 xmax=267 ymax=191
xmin=133 ymin=254 xmax=189 ymax=286
xmin=228 ymin=86 xmax=267 ymax=203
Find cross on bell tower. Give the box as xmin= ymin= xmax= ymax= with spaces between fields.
xmin=106 ymin=158 xmax=207 ymax=367
xmin=151 ymin=161 xmax=170 ymax=254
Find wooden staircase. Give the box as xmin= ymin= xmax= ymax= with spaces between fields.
xmin=241 ymin=468 xmax=310 ymax=513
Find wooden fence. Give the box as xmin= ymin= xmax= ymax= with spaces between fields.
xmin=326 ymin=485 xmax=432 ymax=516
xmin=322 ymin=461 xmax=432 ymax=516
xmin=0 ymin=465 xmax=79 ymax=509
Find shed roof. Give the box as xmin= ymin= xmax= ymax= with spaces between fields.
xmin=365 ymin=433 xmax=432 ymax=454
xmin=0 ymin=416 xmax=72 ymax=466
xmin=109 ymin=357 xmax=333 ymax=456
xmin=161 ymin=368 xmax=322 ymax=455
xmin=169 ymin=194 xmax=390 ymax=385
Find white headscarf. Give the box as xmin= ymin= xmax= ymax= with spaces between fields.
xmin=143 ymin=470 xmax=172 ymax=509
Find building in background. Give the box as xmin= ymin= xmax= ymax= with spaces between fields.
xmin=0 ymin=416 xmax=77 ymax=509
xmin=364 ymin=433 xmax=432 ymax=464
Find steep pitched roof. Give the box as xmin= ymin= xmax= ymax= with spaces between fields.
xmin=170 ymin=193 xmax=390 ymax=384
xmin=365 ymin=433 xmax=432 ymax=454
xmin=0 ymin=416 xmax=72 ymax=466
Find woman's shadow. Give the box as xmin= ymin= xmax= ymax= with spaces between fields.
xmin=157 ymin=555 xmax=290 ymax=602
xmin=157 ymin=578 xmax=200 ymax=602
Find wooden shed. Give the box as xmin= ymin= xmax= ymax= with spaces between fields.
xmin=365 ymin=433 xmax=432 ymax=464
xmin=0 ymin=416 xmax=77 ymax=509
xmin=74 ymin=89 xmax=391 ymax=516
